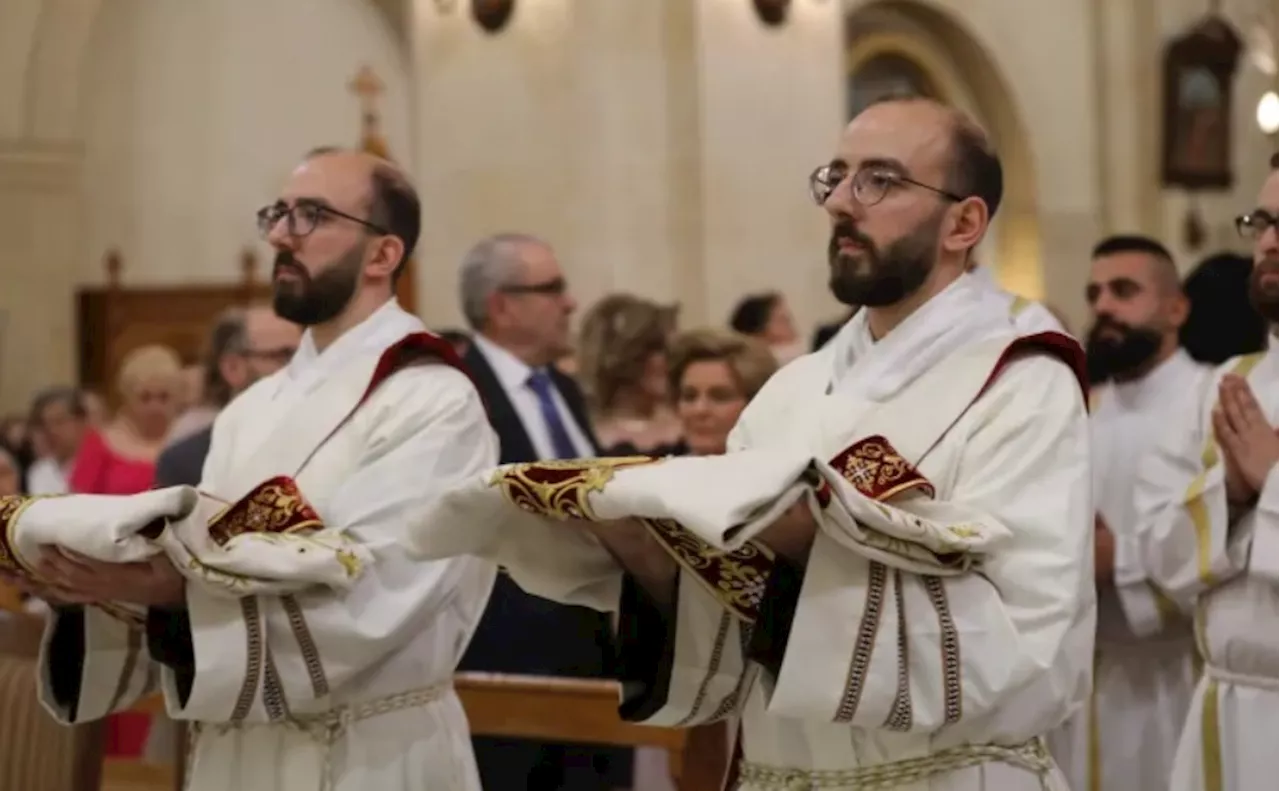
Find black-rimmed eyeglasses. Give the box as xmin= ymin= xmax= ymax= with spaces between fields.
xmin=256 ymin=200 xmax=389 ymax=239
xmin=499 ymin=277 xmax=568 ymax=297
xmin=1235 ymin=209 xmax=1278 ymax=240
xmin=808 ymin=164 xmax=963 ymax=208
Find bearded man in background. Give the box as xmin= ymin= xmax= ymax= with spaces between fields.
xmin=1048 ymin=234 xmax=1210 ymax=791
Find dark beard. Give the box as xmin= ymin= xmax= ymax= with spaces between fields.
xmin=826 ymin=213 xmax=939 ymax=308
xmin=1248 ymin=256 xmax=1279 ymax=323
xmin=1085 ymin=316 xmax=1163 ymax=383
xmin=272 ymin=246 xmax=362 ymax=326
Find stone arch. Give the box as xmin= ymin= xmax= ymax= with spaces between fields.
xmin=8 ymin=0 xmax=408 ymax=142
xmin=844 ymin=0 xmax=1045 ymax=299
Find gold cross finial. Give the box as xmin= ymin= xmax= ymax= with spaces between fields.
xmin=348 ymin=65 xmax=384 ymax=113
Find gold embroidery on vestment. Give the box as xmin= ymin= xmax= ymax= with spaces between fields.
xmin=486 ymin=457 xmax=655 ymax=520
xmin=208 ymin=476 xmax=324 ymax=546
xmin=642 ymin=518 xmax=773 ymax=622
xmin=826 ymin=435 xmax=935 ymax=502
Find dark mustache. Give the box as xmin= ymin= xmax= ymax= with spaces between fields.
xmin=830 ymin=219 xmax=873 ymax=250
xmin=273 ymin=253 xmax=308 ymax=280
xmin=1090 ymin=315 xmax=1132 ymax=336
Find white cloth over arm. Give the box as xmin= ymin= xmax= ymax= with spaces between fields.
xmin=0 ymin=488 xmax=194 ymax=723
xmin=41 ymin=364 xmax=499 ymax=725
xmin=618 ymin=354 xmax=1094 ymax=740
xmin=167 ymin=364 xmax=498 ymax=723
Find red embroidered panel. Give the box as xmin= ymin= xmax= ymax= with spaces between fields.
xmin=207 ymin=475 xmax=324 ymax=546
xmin=981 ymin=331 xmax=1089 ymax=404
xmin=360 ymin=332 xmax=489 ymax=416
xmin=826 ymin=435 xmax=936 ymax=502
xmin=642 ymin=517 xmax=774 ymax=623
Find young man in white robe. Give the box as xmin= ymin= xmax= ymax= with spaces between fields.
xmin=17 ymin=149 xmax=499 ymax=791
xmin=415 ymin=98 xmax=1094 ymax=790
xmin=1046 ymin=235 xmax=1211 ymax=791
xmin=1132 ymin=156 xmax=1279 ymax=791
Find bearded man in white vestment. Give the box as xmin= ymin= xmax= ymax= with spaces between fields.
xmin=1133 ymin=156 xmax=1280 ymax=791
xmin=18 ymin=149 xmax=498 ymax=791
xmin=502 ymin=98 xmax=1094 ymax=790
xmin=1046 ymin=235 xmax=1210 ymax=791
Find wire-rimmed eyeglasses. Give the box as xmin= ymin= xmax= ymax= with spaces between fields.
xmin=808 ymin=164 xmax=963 ymax=208
xmin=256 ymin=200 xmax=389 ymax=239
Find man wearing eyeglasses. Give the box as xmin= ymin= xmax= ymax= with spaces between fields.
xmin=455 ymin=233 xmax=633 ymax=791
xmin=27 ymin=148 xmax=500 ymax=791
xmin=409 ymin=97 xmax=1092 ymax=791
xmin=1133 ymin=154 xmax=1279 ymax=791
xmin=155 ymin=304 xmax=301 ymax=489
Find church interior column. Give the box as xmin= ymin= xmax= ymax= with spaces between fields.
xmin=563 ymin=0 xmax=705 ymax=320
xmin=689 ymin=0 xmax=846 ymax=330
xmin=410 ymin=0 xmax=578 ymax=328
xmin=0 ymin=144 xmax=82 ymax=409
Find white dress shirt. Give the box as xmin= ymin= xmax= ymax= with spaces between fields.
xmin=26 ymin=456 xmax=68 ymax=495
xmin=471 ymin=334 xmax=595 ymax=459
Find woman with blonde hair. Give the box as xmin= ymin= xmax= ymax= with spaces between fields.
xmin=69 ymin=344 xmax=181 ymax=497
xmin=577 ymin=294 xmax=682 ymax=455
xmin=65 ymin=343 xmax=182 ymax=757
xmin=667 ymin=328 xmax=777 ymax=456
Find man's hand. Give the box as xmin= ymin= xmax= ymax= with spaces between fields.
xmin=578 ymin=518 xmax=678 ymax=607
xmin=35 ymin=548 xmax=186 ymax=609
xmin=0 ymin=569 xmax=82 ymax=607
xmin=757 ymin=499 xmax=818 ymax=565
xmin=1213 ymin=374 xmax=1278 ymax=503
xmin=1094 ymin=514 xmax=1115 ymax=584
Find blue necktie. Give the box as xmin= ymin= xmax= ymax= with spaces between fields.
xmin=527 ymin=370 xmax=580 ymax=459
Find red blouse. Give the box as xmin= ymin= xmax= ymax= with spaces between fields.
xmin=67 ymin=429 xmax=155 ymax=495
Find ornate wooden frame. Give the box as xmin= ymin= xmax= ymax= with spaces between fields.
xmin=1161 ymin=15 xmax=1242 ymax=189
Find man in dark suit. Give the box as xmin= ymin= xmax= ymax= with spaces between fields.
xmin=457 ymin=233 xmax=631 ymax=791
xmin=154 ymin=305 xmax=300 ymax=488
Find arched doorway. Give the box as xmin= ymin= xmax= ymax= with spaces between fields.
xmin=844 ymin=0 xmax=1045 ymax=300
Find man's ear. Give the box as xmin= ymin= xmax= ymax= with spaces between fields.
xmin=1167 ymin=290 xmax=1191 ymax=330
xmin=368 ymin=236 xmax=406 ymax=280
xmin=941 ymin=197 xmax=989 ymax=255
xmin=218 ymin=354 xmax=247 ymax=393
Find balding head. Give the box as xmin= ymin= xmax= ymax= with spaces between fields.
xmin=301 ymin=148 xmax=420 ymax=276
xmin=262 ymin=148 xmax=420 ymax=330
xmin=816 ymin=96 xmax=1002 ymax=323
xmin=859 ymin=97 xmax=1003 ymax=217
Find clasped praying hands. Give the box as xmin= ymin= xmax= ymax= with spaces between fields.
xmin=1213 ymin=373 xmax=1279 ymax=505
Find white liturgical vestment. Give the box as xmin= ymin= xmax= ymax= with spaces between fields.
xmin=414 ymin=273 xmax=1095 ymax=790
xmin=35 ymin=301 xmax=499 ymax=791
xmin=1 ymin=480 xmax=374 ymax=623
xmin=970 ymin=265 xmax=1068 ymax=336
xmin=1047 ymin=349 xmax=1211 ymax=791
xmin=1133 ymin=336 xmax=1279 ymax=791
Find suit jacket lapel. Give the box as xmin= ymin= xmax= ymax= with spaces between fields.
xmin=465 ymin=345 xmax=537 ymax=463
